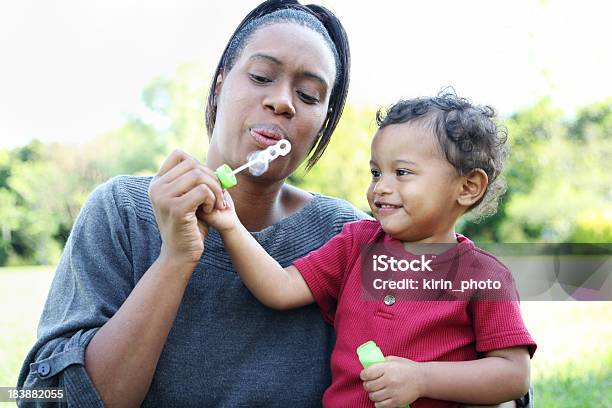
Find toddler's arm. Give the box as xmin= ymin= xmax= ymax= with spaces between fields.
xmin=420 ymin=347 xmax=530 ymax=403
xmin=204 ymin=192 xmax=315 ymax=310
xmin=361 ymin=347 xmax=530 ymax=406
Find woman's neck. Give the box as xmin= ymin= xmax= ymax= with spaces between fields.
xmin=228 ymin=175 xmax=283 ymax=231
xmin=205 ymin=144 xmax=311 ymax=231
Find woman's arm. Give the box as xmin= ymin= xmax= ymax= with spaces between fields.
xmin=85 ymin=150 xmax=225 ymax=407
xmin=361 ymin=347 xmax=530 ymax=407
xmin=220 ymin=219 xmax=315 ymax=310
xmin=85 ymin=256 xmax=196 ymax=407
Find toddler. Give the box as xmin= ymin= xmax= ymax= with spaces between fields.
xmin=203 ymin=91 xmax=536 ymax=407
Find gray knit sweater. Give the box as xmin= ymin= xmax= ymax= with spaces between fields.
xmin=17 ymin=175 xmax=369 ymax=407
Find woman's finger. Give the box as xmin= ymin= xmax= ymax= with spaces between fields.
xmin=162 ymin=165 xmax=225 ymax=211
xmin=197 ymin=218 xmax=209 ymax=238
xmin=198 ymin=166 xmax=225 ymax=210
xmin=158 ymin=155 xmax=201 ymax=185
xmin=156 ymin=149 xmax=192 ymax=179
xmin=164 ymin=168 xmax=220 ymax=200
xmin=174 ymin=183 xmax=216 ymax=214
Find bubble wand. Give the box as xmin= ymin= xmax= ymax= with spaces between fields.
xmin=214 ymin=139 xmax=292 ymax=189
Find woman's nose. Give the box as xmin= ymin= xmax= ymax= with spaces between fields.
xmin=263 ymin=84 xmax=296 ymax=118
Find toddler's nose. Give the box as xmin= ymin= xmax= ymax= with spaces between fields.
xmin=373 ymin=177 xmax=393 ymax=195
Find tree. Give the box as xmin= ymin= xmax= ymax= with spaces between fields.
xmin=290 ymin=103 xmax=378 ymax=212
xmin=141 ymin=64 xmax=211 ymax=161
xmin=490 ymin=99 xmax=610 ymax=242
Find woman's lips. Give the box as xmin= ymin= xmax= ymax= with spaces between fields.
xmin=250 ymin=127 xmax=284 ymax=148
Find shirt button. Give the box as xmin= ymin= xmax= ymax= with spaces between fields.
xmin=383 ymin=294 xmax=396 ymax=306
xmin=37 ymin=362 xmax=51 ymax=377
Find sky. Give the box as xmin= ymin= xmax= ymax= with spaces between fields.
xmin=1 ymin=0 xmax=610 ymax=149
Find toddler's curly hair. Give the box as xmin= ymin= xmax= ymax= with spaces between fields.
xmin=376 ymin=89 xmax=509 ymax=220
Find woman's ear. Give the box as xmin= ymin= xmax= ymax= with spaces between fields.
xmin=214 ymin=70 xmax=224 ymax=102
xmin=457 ymin=169 xmax=488 ymax=208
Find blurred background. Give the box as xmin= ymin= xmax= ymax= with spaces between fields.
xmin=0 ymin=0 xmax=610 ymax=406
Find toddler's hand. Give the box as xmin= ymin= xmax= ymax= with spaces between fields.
xmin=198 ymin=190 xmax=240 ymax=233
xmin=360 ymin=356 xmax=425 ymax=407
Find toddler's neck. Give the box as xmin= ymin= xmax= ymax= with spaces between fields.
xmin=401 ymin=230 xmax=459 ymax=255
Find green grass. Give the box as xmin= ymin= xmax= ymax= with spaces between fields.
xmin=0 ymin=267 xmax=54 ymax=407
xmin=0 ymin=268 xmax=610 ymax=406
xmin=520 ymin=301 xmax=612 ymax=406
xmin=535 ymin=364 xmax=611 ymax=407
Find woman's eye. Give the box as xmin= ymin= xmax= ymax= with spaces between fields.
xmin=370 ymin=169 xmax=381 ymax=178
xmin=249 ymin=73 xmax=271 ymax=84
xmin=297 ymin=90 xmax=319 ymax=104
xmin=396 ymin=169 xmax=413 ymax=176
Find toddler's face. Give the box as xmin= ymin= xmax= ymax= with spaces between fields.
xmin=366 ymin=122 xmax=464 ymax=243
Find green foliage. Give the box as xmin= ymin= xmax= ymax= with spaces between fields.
xmin=0 ymin=64 xmax=610 ymax=265
xmin=569 ymin=97 xmax=612 ymax=141
xmin=0 ymin=149 xmax=11 ymax=189
xmin=0 ymin=189 xmax=20 ymax=264
xmin=85 ymin=120 xmax=165 ymax=178
xmin=0 ymin=64 xmax=212 ymax=265
xmin=570 ymin=206 xmax=612 ymax=242
xmin=141 ymin=64 xmax=211 ymax=161
xmin=290 ymin=104 xmax=377 ymax=212
xmin=8 ymin=159 xmax=63 ymax=264
xmin=459 ymin=98 xmax=612 ymax=243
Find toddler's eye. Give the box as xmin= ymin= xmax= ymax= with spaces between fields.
xmin=370 ymin=169 xmax=381 ymax=178
xmin=396 ymin=169 xmax=413 ymax=176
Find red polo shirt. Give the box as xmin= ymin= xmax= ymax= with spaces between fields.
xmin=294 ymin=219 xmax=536 ymax=408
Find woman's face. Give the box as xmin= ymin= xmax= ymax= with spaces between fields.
xmin=209 ymin=23 xmax=337 ymax=182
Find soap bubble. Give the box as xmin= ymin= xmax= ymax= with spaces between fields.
xmin=246 ymin=139 xmax=292 ymax=176
xmin=246 ymin=150 xmax=269 ymax=176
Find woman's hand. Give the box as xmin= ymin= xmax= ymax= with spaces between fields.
xmin=148 ymin=149 xmax=225 ymax=267
xmin=360 ymin=356 xmax=425 ymax=407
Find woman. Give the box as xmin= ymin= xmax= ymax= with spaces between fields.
xmin=18 ymin=1 xmax=363 ymax=407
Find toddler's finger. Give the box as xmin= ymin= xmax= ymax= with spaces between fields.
xmin=363 ymin=377 xmax=386 ymax=393
xmin=360 ymin=365 xmax=385 ymax=382
xmin=373 ymin=399 xmax=394 ymax=408
xmin=223 ymin=190 xmax=235 ymax=209
xmin=368 ymin=387 xmax=391 ymax=402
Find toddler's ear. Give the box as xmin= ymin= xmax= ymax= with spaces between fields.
xmin=457 ymin=169 xmax=488 ymax=208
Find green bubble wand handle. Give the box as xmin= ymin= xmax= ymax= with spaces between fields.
xmin=357 ymin=340 xmax=411 ymax=408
